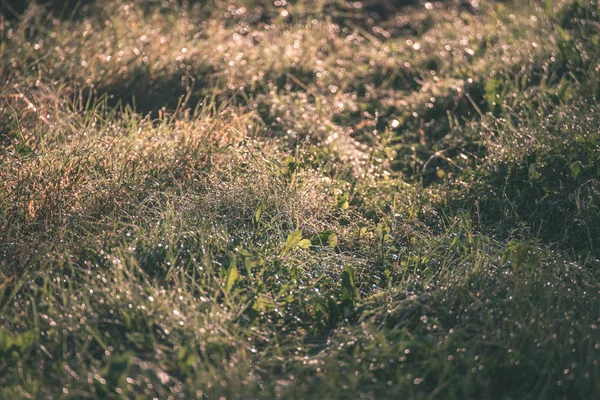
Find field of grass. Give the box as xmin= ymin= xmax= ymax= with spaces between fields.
xmin=1 ymin=0 xmax=600 ymax=398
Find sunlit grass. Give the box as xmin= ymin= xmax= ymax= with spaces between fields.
xmin=1 ymin=0 xmax=600 ymax=398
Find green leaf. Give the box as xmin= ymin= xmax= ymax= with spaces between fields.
xmin=327 ymin=233 xmax=339 ymax=247
xmin=282 ymin=230 xmax=303 ymax=256
xmin=254 ymin=200 xmax=266 ymax=226
xmin=571 ymin=161 xmax=584 ymax=180
xmin=310 ymin=297 xmax=329 ymax=319
xmin=298 ymin=239 xmax=312 ymax=249
xmin=358 ymin=227 xmax=368 ymax=238
xmin=311 ymin=231 xmax=338 ymax=247
xmin=225 ymin=255 xmax=239 ymax=293
xmin=336 ymin=194 xmax=350 ymax=210
xmin=341 ymin=264 xmax=358 ymax=306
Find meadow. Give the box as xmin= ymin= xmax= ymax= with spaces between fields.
xmin=1 ymin=0 xmax=600 ymax=398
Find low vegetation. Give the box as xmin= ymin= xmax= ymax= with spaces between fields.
xmin=1 ymin=0 xmax=599 ymax=398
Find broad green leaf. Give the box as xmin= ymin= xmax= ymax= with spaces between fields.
xmin=571 ymin=161 xmax=584 ymax=180
xmin=327 ymin=233 xmax=339 ymax=247
xmin=282 ymin=230 xmax=303 ymax=256
xmin=298 ymin=239 xmax=312 ymax=249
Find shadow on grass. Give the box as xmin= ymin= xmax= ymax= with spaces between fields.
xmin=477 ymin=153 xmax=600 ymax=258
xmin=78 ymin=63 xmax=218 ymax=116
xmin=1 ymin=0 xmax=97 ymax=20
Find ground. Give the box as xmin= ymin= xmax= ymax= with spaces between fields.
xmin=1 ymin=0 xmax=600 ymax=398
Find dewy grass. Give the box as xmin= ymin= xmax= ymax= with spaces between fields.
xmin=1 ymin=0 xmax=600 ymax=398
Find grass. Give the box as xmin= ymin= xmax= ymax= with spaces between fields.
xmin=1 ymin=0 xmax=600 ymax=398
